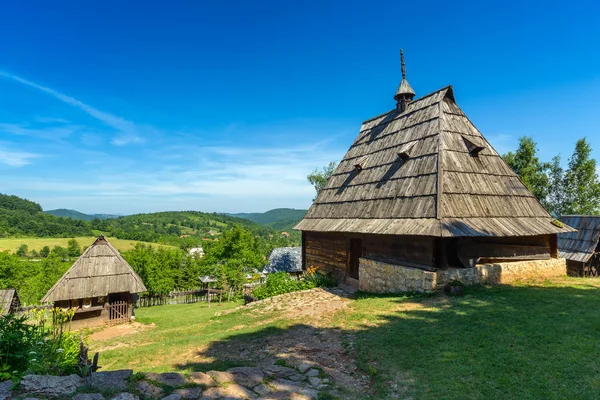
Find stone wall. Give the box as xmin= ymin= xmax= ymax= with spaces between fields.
xmin=359 ymin=258 xmax=437 ymax=293
xmin=359 ymin=257 xmax=567 ymax=293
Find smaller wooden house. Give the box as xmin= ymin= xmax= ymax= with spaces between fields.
xmin=0 ymin=289 xmax=20 ymax=316
xmin=558 ymin=216 xmax=600 ymax=277
xmin=42 ymin=236 xmax=147 ymax=327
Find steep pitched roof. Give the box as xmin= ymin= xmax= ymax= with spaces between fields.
xmin=558 ymin=215 xmax=600 ymax=262
xmin=296 ymin=86 xmax=574 ymax=237
xmin=42 ymin=236 xmax=147 ymax=302
xmin=263 ymin=247 xmax=302 ymax=274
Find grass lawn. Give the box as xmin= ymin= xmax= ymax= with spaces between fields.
xmin=89 ymin=277 xmax=600 ymax=399
xmin=0 ymin=236 xmax=173 ymax=253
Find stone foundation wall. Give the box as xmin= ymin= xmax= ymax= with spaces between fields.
xmin=359 ymin=258 xmax=437 ymax=293
xmin=359 ymin=257 xmax=567 ymax=293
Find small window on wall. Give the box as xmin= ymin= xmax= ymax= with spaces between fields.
xmin=462 ymin=136 xmax=485 ymax=157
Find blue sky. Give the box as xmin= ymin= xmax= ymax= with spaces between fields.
xmin=1 ymin=0 xmax=599 ymax=214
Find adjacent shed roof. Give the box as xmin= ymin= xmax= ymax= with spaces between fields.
xmin=558 ymin=215 xmax=600 ymax=262
xmin=0 ymin=289 xmax=19 ymax=316
xmin=295 ymin=86 xmax=574 ymax=237
xmin=42 ymin=236 xmax=147 ymax=302
xmin=263 ymin=247 xmax=302 ymax=274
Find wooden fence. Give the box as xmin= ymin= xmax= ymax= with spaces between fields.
xmin=136 ymin=288 xmax=227 ymax=308
xmin=107 ymin=301 xmax=131 ymax=325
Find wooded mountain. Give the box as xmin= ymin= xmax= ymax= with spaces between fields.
xmin=230 ymin=208 xmax=307 ymax=230
xmin=45 ymin=209 xmax=121 ymax=221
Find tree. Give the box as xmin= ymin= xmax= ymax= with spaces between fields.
xmin=307 ymin=161 xmax=337 ymax=199
xmin=15 ymin=244 xmax=28 ymax=258
xmin=503 ymin=137 xmax=550 ymax=208
xmin=40 ymin=246 xmax=50 ymax=258
xmin=67 ymin=239 xmax=81 ymax=258
xmin=547 ymin=155 xmax=566 ymax=217
xmin=562 ymin=138 xmax=600 ymax=215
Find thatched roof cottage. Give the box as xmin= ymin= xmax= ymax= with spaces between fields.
xmin=295 ymin=51 xmax=573 ymax=292
xmin=42 ymin=236 xmax=147 ymax=326
xmin=0 ymin=289 xmax=20 ymax=316
xmin=558 ymin=215 xmax=600 ymax=277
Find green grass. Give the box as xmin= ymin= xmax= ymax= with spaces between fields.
xmin=339 ymin=278 xmax=600 ymax=399
xmin=89 ymin=278 xmax=600 ymax=399
xmin=0 ymin=236 xmax=174 ymax=253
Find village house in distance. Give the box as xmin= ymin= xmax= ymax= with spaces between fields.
xmin=295 ymin=51 xmax=575 ymax=292
xmin=42 ymin=236 xmax=147 ymax=327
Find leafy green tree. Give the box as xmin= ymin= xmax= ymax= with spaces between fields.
xmin=67 ymin=239 xmax=81 ymax=258
xmin=547 ymin=155 xmax=566 ymax=216
xmin=16 ymin=244 xmax=29 ymax=258
xmin=40 ymin=246 xmax=50 ymax=258
xmin=307 ymin=161 xmax=337 ymax=199
xmin=503 ymin=137 xmax=550 ymax=208
xmin=562 ymin=138 xmax=600 ymax=215
xmin=50 ymin=245 xmax=69 ymax=261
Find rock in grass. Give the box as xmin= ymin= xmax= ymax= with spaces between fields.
xmin=253 ymin=383 xmax=271 ymax=396
xmin=0 ymin=380 xmax=12 ymax=400
xmin=144 ymin=372 xmax=186 ymax=388
xmin=86 ymin=370 xmax=133 ymax=391
xmin=206 ymin=370 xmax=234 ymax=384
xmin=110 ymin=393 xmax=140 ymax=400
xmin=173 ymin=387 xmax=202 ymax=399
xmin=202 ymin=384 xmax=256 ymax=399
xmin=226 ymin=367 xmax=264 ymax=387
xmin=135 ymin=381 xmax=164 ymax=399
xmin=160 ymin=394 xmax=181 ymax=400
xmin=73 ymin=394 xmax=105 ymax=400
xmin=188 ymin=372 xmax=216 ymax=387
xmin=304 ymin=369 xmax=320 ymax=378
xmin=20 ymin=374 xmax=82 ymax=397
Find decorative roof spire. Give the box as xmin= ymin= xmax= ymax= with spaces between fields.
xmin=394 ymin=49 xmax=416 ymax=111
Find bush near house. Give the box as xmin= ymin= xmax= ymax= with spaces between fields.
xmin=252 ymin=267 xmax=337 ymax=300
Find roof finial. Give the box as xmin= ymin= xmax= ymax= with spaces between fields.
xmin=401 ymin=49 xmax=406 ymax=80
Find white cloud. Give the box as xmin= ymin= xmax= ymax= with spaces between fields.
xmin=0 ymin=71 xmax=146 ymax=145
xmin=0 ymin=148 xmax=42 ymax=167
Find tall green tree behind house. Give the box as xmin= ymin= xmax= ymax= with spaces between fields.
xmin=547 ymin=155 xmax=567 ymax=216
xmin=503 ymin=137 xmax=550 ymax=209
xmin=562 ymin=138 xmax=600 ymax=215
xmin=307 ymin=161 xmax=337 ymax=199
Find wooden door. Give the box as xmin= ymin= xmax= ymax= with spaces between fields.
xmin=348 ymin=239 xmax=362 ymax=279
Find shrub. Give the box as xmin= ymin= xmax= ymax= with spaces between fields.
xmin=251 ymin=267 xmax=337 ymax=300
xmin=0 ymin=308 xmax=80 ymax=380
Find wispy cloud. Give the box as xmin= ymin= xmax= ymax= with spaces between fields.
xmin=0 ymin=71 xmax=146 ymax=146
xmin=0 ymin=145 xmax=42 ymax=167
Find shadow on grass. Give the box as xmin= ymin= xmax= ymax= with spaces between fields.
xmin=174 ymin=284 xmax=600 ymax=399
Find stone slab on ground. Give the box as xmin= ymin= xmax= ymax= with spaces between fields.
xmin=0 ymin=380 xmax=12 ymax=400
xmin=160 ymin=394 xmax=181 ymax=400
xmin=73 ymin=393 xmax=105 ymax=400
xmin=188 ymin=372 xmax=216 ymax=387
xmin=21 ymin=374 xmax=83 ymax=397
xmin=226 ymin=367 xmax=264 ymax=387
xmin=144 ymin=372 xmax=187 ymax=387
xmin=261 ymin=365 xmax=298 ymax=379
xmin=205 ymin=370 xmax=234 ymax=384
xmin=87 ymin=370 xmax=133 ymax=391
xmin=202 ymin=384 xmax=256 ymax=399
xmin=135 ymin=381 xmax=164 ymax=399
xmin=110 ymin=393 xmax=140 ymax=400
xmin=173 ymin=387 xmax=203 ymax=399
xmin=253 ymin=383 xmax=270 ymax=396
xmin=268 ymin=378 xmax=303 ymax=393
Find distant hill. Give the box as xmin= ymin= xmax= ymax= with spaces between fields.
xmin=45 ymin=209 xmax=121 ymax=221
xmin=230 ymin=208 xmax=307 ymax=231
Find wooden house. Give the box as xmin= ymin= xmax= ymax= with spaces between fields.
xmin=0 ymin=289 xmax=20 ymax=316
xmin=42 ymin=236 xmax=147 ymax=327
xmin=558 ymin=215 xmax=600 ymax=277
xmin=295 ymin=51 xmax=574 ymax=290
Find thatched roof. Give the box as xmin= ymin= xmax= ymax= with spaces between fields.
xmin=558 ymin=215 xmax=600 ymax=262
xmin=42 ymin=236 xmax=147 ymax=302
xmin=296 ymin=86 xmax=574 ymax=237
xmin=263 ymin=247 xmax=302 ymax=274
xmin=0 ymin=289 xmax=19 ymax=316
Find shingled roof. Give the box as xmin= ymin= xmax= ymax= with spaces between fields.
xmin=263 ymin=247 xmax=302 ymax=274
xmin=0 ymin=289 xmax=20 ymax=316
xmin=558 ymin=215 xmax=600 ymax=262
xmin=296 ymin=86 xmax=574 ymax=237
xmin=42 ymin=236 xmax=147 ymax=302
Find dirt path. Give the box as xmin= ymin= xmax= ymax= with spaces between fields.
xmin=90 ymin=321 xmax=155 ymax=342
